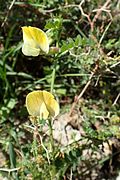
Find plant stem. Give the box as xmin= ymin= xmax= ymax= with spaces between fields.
xmin=48 ymin=118 xmax=54 ymax=155
xmin=50 ymin=67 xmax=56 ymax=94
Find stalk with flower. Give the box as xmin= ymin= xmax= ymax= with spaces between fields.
xmin=21 ymin=26 xmax=60 ymax=168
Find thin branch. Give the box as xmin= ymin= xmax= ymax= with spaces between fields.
xmin=98 ymin=21 xmax=112 ymax=47
xmin=112 ymin=93 xmax=120 ymax=106
xmin=38 ymin=134 xmax=50 ymax=165
xmin=0 ymin=167 xmax=20 ymax=172
xmin=1 ymin=0 xmax=16 ymax=27
xmin=91 ymin=0 xmax=111 ymax=31
xmin=69 ymin=62 xmax=99 ymax=116
xmin=110 ymin=61 xmax=120 ymax=68
xmin=78 ymin=0 xmax=92 ymax=30
xmin=44 ymin=4 xmax=78 ymax=13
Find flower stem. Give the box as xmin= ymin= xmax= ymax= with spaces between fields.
xmin=50 ymin=67 xmax=56 ymax=94
xmin=48 ymin=118 xmax=54 ymax=155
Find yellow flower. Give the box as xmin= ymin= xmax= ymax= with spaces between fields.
xmin=21 ymin=26 xmax=49 ymax=56
xmin=26 ymin=90 xmax=59 ymax=119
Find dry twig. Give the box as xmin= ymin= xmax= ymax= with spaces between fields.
xmin=69 ymin=62 xmax=99 ymax=116
xmin=1 ymin=0 xmax=16 ymax=27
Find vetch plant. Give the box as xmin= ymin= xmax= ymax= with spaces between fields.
xmin=26 ymin=90 xmax=59 ymax=169
xmin=21 ymin=26 xmax=61 ymax=178
xmin=21 ymin=26 xmax=60 ymax=120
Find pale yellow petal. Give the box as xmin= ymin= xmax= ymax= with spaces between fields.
xmin=39 ymin=102 xmax=49 ymax=119
xmin=47 ymin=98 xmax=59 ymax=117
xmin=22 ymin=26 xmax=33 ymax=43
xmin=22 ymin=43 xmax=40 ymax=56
xmin=28 ymin=26 xmax=49 ymax=53
xmin=22 ymin=26 xmax=40 ymax=56
xmin=42 ymin=90 xmax=59 ymax=118
xmin=26 ymin=91 xmax=43 ymax=117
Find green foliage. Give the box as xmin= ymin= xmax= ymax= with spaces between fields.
xmin=0 ymin=0 xmax=120 ymax=179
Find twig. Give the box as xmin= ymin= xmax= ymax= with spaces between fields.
xmin=1 ymin=0 xmax=16 ymax=27
xmin=98 ymin=21 xmax=112 ymax=47
xmin=44 ymin=4 xmax=78 ymax=13
xmin=78 ymin=0 xmax=92 ymax=30
xmin=38 ymin=134 xmax=50 ymax=165
xmin=78 ymin=0 xmax=112 ymax=33
xmin=91 ymin=0 xmax=111 ymax=31
xmin=34 ymin=126 xmax=50 ymax=164
xmin=0 ymin=167 xmax=20 ymax=172
xmin=69 ymin=62 xmax=99 ymax=116
xmin=110 ymin=61 xmax=120 ymax=68
xmin=112 ymin=93 xmax=120 ymax=106
xmin=24 ymin=124 xmax=50 ymax=164
xmin=69 ymin=47 xmax=91 ymax=58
